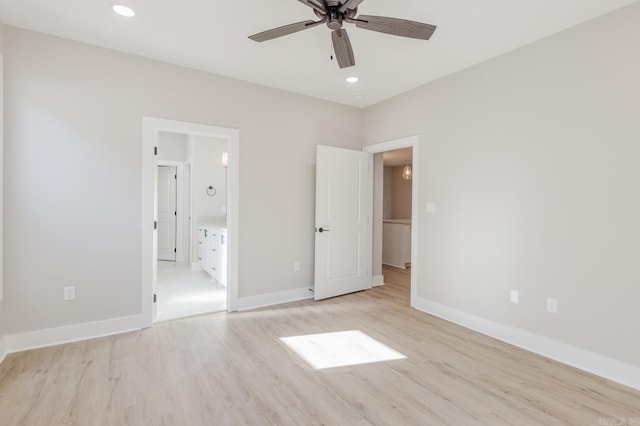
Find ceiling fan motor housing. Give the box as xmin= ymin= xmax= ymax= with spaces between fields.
xmin=327 ymin=10 xmax=343 ymax=30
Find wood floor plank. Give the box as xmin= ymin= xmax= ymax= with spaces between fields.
xmin=0 ymin=265 xmax=638 ymax=425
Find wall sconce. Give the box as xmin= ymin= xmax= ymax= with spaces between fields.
xmin=402 ymin=162 xmax=412 ymax=180
xmin=222 ymin=152 xmax=228 ymax=168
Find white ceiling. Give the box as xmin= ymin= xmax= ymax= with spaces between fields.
xmin=0 ymin=0 xmax=636 ymax=107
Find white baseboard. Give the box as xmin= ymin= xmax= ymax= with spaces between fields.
xmin=237 ymin=287 xmax=313 ymax=311
xmin=413 ymin=296 xmax=640 ymax=391
xmin=0 ymin=335 xmax=7 ymax=364
xmin=372 ymin=275 xmax=385 ymax=287
xmin=5 ymin=314 xmax=143 ymax=354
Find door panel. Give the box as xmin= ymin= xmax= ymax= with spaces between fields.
xmin=158 ymin=166 xmax=177 ymax=261
xmin=328 ymin=156 xmax=362 ymax=222
xmin=314 ymin=145 xmax=371 ymax=300
xmin=326 ymin=234 xmax=361 ymax=280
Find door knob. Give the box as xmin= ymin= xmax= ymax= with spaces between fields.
xmin=318 ymin=227 xmax=330 ymax=233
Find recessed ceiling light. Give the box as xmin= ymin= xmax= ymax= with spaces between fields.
xmin=346 ymin=76 xmax=359 ymax=83
xmin=355 ymin=94 xmax=365 ymax=100
xmin=112 ymin=4 xmax=136 ymax=17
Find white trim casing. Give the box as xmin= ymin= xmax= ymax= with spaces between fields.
xmin=0 ymin=336 xmax=7 ymax=364
xmin=0 ymin=55 xmax=4 ymax=302
xmin=413 ymin=296 xmax=640 ymax=391
xmin=237 ymin=288 xmax=313 ymax=312
xmin=363 ymin=135 xmax=419 ymax=307
xmin=372 ymin=275 xmax=385 ymax=286
xmin=5 ymin=315 xmax=142 ymax=354
xmin=142 ymin=117 xmax=240 ymax=328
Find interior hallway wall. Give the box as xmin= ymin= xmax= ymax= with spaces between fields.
xmin=384 ymin=165 xmax=412 ymax=220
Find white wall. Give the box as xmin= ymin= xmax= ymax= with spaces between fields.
xmin=2 ymin=26 xmax=362 ymax=335
xmin=190 ymin=135 xmax=227 ymax=261
xmin=158 ymin=131 xmax=187 ymax=162
xmin=364 ymin=3 xmax=640 ymax=367
xmin=191 ymin=135 xmax=227 ymax=221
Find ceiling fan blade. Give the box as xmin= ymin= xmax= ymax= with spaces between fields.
xmin=338 ymin=0 xmax=365 ymax=13
xmin=297 ymin=0 xmax=327 ymax=15
xmin=332 ymin=29 xmax=355 ymax=69
xmin=249 ymin=20 xmax=324 ymax=42
xmin=356 ymin=15 xmax=437 ymax=40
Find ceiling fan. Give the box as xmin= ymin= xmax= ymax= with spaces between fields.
xmin=248 ymin=0 xmax=437 ymax=69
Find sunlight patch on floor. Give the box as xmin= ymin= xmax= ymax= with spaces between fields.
xmin=280 ymin=330 xmax=407 ymax=370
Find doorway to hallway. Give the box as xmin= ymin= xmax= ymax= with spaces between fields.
xmin=364 ymin=136 xmax=419 ymax=307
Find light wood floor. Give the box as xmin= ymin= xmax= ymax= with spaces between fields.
xmin=1 ymin=266 xmax=638 ymax=425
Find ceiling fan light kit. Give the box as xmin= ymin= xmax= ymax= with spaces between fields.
xmin=249 ymin=0 xmax=437 ymax=69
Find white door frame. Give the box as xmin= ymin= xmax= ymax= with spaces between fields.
xmin=183 ymin=160 xmax=193 ymax=266
xmin=363 ymin=135 xmax=419 ymax=307
xmin=158 ymin=161 xmax=185 ymax=261
xmin=142 ymin=117 xmax=240 ymax=327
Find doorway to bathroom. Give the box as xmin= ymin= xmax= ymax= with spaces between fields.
xmin=141 ymin=117 xmax=239 ymax=327
xmin=154 ymin=131 xmax=228 ymax=321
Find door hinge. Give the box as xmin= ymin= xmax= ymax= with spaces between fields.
xmin=154 ymin=146 xmax=158 ymax=156
xmin=174 ymin=248 xmax=177 ymax=253
xmin=174 ymin=211 xmax=177 ymax=216
xmin=154 ymin=221 xmax=157 ymax=230
xmin=174 ymin=174 xmax=177 ymax=179
xmin=153 ymin=294 xmax=157 ymax=303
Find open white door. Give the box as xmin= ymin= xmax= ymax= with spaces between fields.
xmin=158 ymin=166 xmax=177 ymax=261
xmin=314 ymin=145 xmax=372 ymax=300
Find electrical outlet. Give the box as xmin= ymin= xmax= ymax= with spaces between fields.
xmin=510 ymin=290 xmax=519 ymax=304
xmin=426 ymin=202 xmax=436 ymax=214
xmin=547 ymin=297 xmax=558 ymax=314
xmin=64 ymin=286 xmax=75 ymax=301
xmin=293 ymin=261 xmax=301 ymax=272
